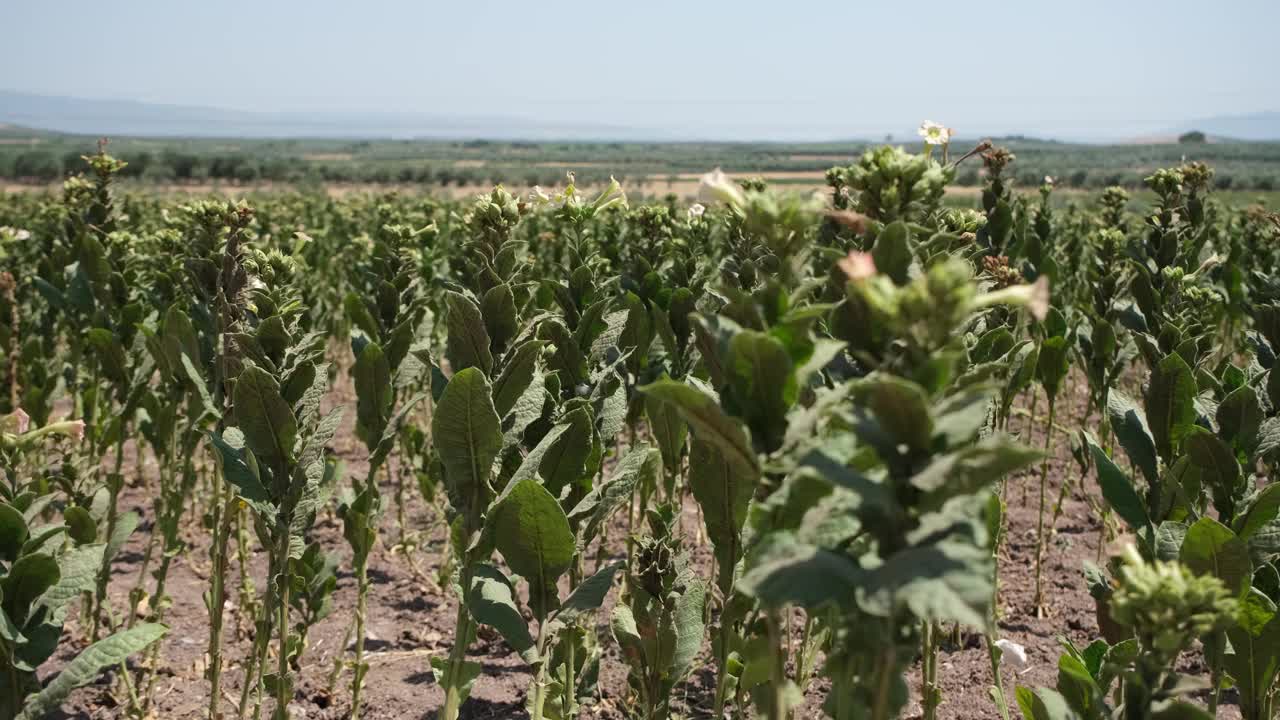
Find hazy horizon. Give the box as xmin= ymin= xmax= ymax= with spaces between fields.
xmin=6 ymin=0 xmax=1279 ymax=141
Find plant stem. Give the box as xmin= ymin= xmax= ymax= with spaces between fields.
xmin=1032 ymin=398 xmax=1057 ymax=616
xmin=208 ymin=495 xmax=236 ymax=720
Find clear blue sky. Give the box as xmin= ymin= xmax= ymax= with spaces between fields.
xmin=5 ymin=0 xmax=1276 ymax=139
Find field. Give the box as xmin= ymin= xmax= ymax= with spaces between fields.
xmin=0 ymin=139 xmax=1278 ymax=720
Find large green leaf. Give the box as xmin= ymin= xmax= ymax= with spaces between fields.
xmin=552 ymin=561 xmax=622 ymax=626
xmin=233 ymin=364 xmax=297 ymax=464
xmin=490 ymin=479 xmax=575 ymax=618
xmin=645 ymin=388 xmax=688 ymax=473
xmin=726 ymin=329 xmax=796 ymax=451
xmin=1237 ymin=484 xmax=1280 ymax=541
xmin=857 ymin=374 xmax=934 ymax=453
xmin=858 ymin=542 xmax=992 ymax=628
xmin=567 ymin=445 xmax=661 ymax=544
xmin=1015 ymin=687 xmax=1082 ymax=720
xmin=432 ymin=367 xmax=503 ymax=524
xmin=16 ymin=623 xmax=168 ymax=720
xmin=208 ymin=428 xmax=274 ymax=517
xmin=2 ymin=553 xmax=59 ymax=624
xmin=468 ymin=564 xmax=535 ymax=660
xmin=1036 ymin=335 xmax=1072 ymax=403
xmin=445 ymin=291 xmax=493 ymax=376
xmin=688 ymin=436 xmax=755 ymax=595
xmin=1183 ymin=426 xmax=1242 ymax=507
xmin=38 ymin=543 xmax=105 ymax=623
xmin=639 ymin=378 xmax=758 ymax=476
xmin=353 ymin=341 xmax=392 ymax=448
xmin=1217 ymin=385 xmax=1262 ymax=452
xmin=1107 ymin=391 xmax=1159 ymax=489
xmin=1179 ymin=517 xmax=1251 ymax=596
xmin=480 ymin=283 xmax=519 ymax=354
xmin=739 ymin=532 xmax=863 ymax=609
xmin=492 ymin=339 xmax=542 ymax=419
xmin=537 ymin=407 xmax=593 ymax=499
xmin=0 ymin=502 xmax=28 ymax=562
xmin=1086 ymin=433 xmax=1151 ymax=537
xmin=871 ymin=221 xmax=913 ymax=284
xmin=1145 ymin=353 xmax=1198 ymax=461
xmin=1224 ymin=590 xmax=1280 ymax=720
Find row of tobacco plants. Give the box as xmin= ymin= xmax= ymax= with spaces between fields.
xmin=0 ymin=135 xmax=1278 ymax=720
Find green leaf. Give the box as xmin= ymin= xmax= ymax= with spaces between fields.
xmin=1036 ymin=336 xmax=1072 ymax=403
xmin=553 ymin=561 xmax=621 ymax=625
xmin=639 ymin=378 xmax=758 ymax=477
xmin=855 ymin=375 xmax=933 ymax=453
xmin=0 ymin=502 xmax=29 ymax=562
xmin=1107 ymin=391 xmax=1159 ymax=490
xmin=670 ymin=574 xmax=707 ymax=678
xmin=353 ymin=341 xmax=392 ymax=449
xmin=233 ymin=364 xmax=297 ymax=464
xmin=468 ymin=564 xmax=535 ymax=659
xmin=2 ymin=553 xmax=59 ymax=623
xmin=567 ymin=445 xmax=661 ymax=544
xmin=645 ymin=387 xmax=688 ymax=473
xmin=1086 ymin=432 xmax=1151 ymax=536
xmin=63 ymin=506 xmax=96 ymax=545
xmin=1183 ymin=426 xmax=1241 ymax=505
xmin=739 ymin=532 xmax=863 ymax=609
xmin=858 ymin=542 xmax=992 ymax=628
xmin=1217 ymin=385 xmax=1262 ymax=452
xmin=1237 ymin=484 xmax=1280 ymax=541
xmin=1014 ymin=687 xmax=1082 ymax=720
xmin=208 ymin=429 xmax=274 ymax=517
xmin=480 ymin=284 xmax=519 ymax=354
xmin=872 ymin=221 xmax=913 ymax=284
xmin=492 ymin=339 xmax=541 ymax=419
xmin=911 ymin=436 xmax=1041 ymax=511
xmin=38 ymin=544 xmax=106 ymax=622
xmin=537 ymin=408 xmax=593 ymax=499
xmin=445 ymin=291 xmax=493 ymax=376
xmin=490 ymin=479 xmax=575 ymax=619
xmin=432 ymin=367 xmax=503 ymax=525
xmin=1225 ymin=590 xmax=1280 ymax=720
xmin=16 ymin=623 xmax=168 ymax=720
xmin=726 ymin=329 xmax=796 ymax=452
xmin=1179 ymin=517 xmax=1251 ymax=596
xmin=689 ymin=436 xmax=756 ymax=595
xmin=1145 ymin=353 xmax=1198 ymax=461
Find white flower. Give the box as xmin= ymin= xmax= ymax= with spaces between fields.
xmin=917 ymin=121 xmax=953 ymax=146
xmin=590 ymin=176 xmax=627 ymax=212
xmin=1044 ymin=175 xmax=1055 ymax=187
xmin=529 ymin=186 xmax=551 ymax=204
xmin=698 ymin=168 xmax=746 ymax=208
xmin=687 ymin=203 xmax=706 ymax=220
xmin=972 ymin=275 xmax=1051 ymax=322
xmin=994 ymin=639 xmax=1031 ymax=674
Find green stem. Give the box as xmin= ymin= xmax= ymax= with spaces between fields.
xmin=275 ymin=529 xmax=291 ymax=719
xmin=1032 ymin=397 xmax=1057 ymax=615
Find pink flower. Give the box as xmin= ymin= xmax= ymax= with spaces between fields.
xmin=2 ymin=408 xmax=30 ymax=434
xmin=837 ymin=251 xmax=877 ymax=281
xmin=41 ymin=419 xmax=87 ymax=442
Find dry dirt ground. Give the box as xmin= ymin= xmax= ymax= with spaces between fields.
xmin=45 ymin=366 xmax=1242 ymax=720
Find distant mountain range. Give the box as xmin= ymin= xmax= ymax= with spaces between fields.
xmin=3 ymin=90 xmax=1279 ymax=143
xmin=1167 ymin=111 xmax=1280 ymax=141
xmin=0 ymin=90 xmax=647 ymax=141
